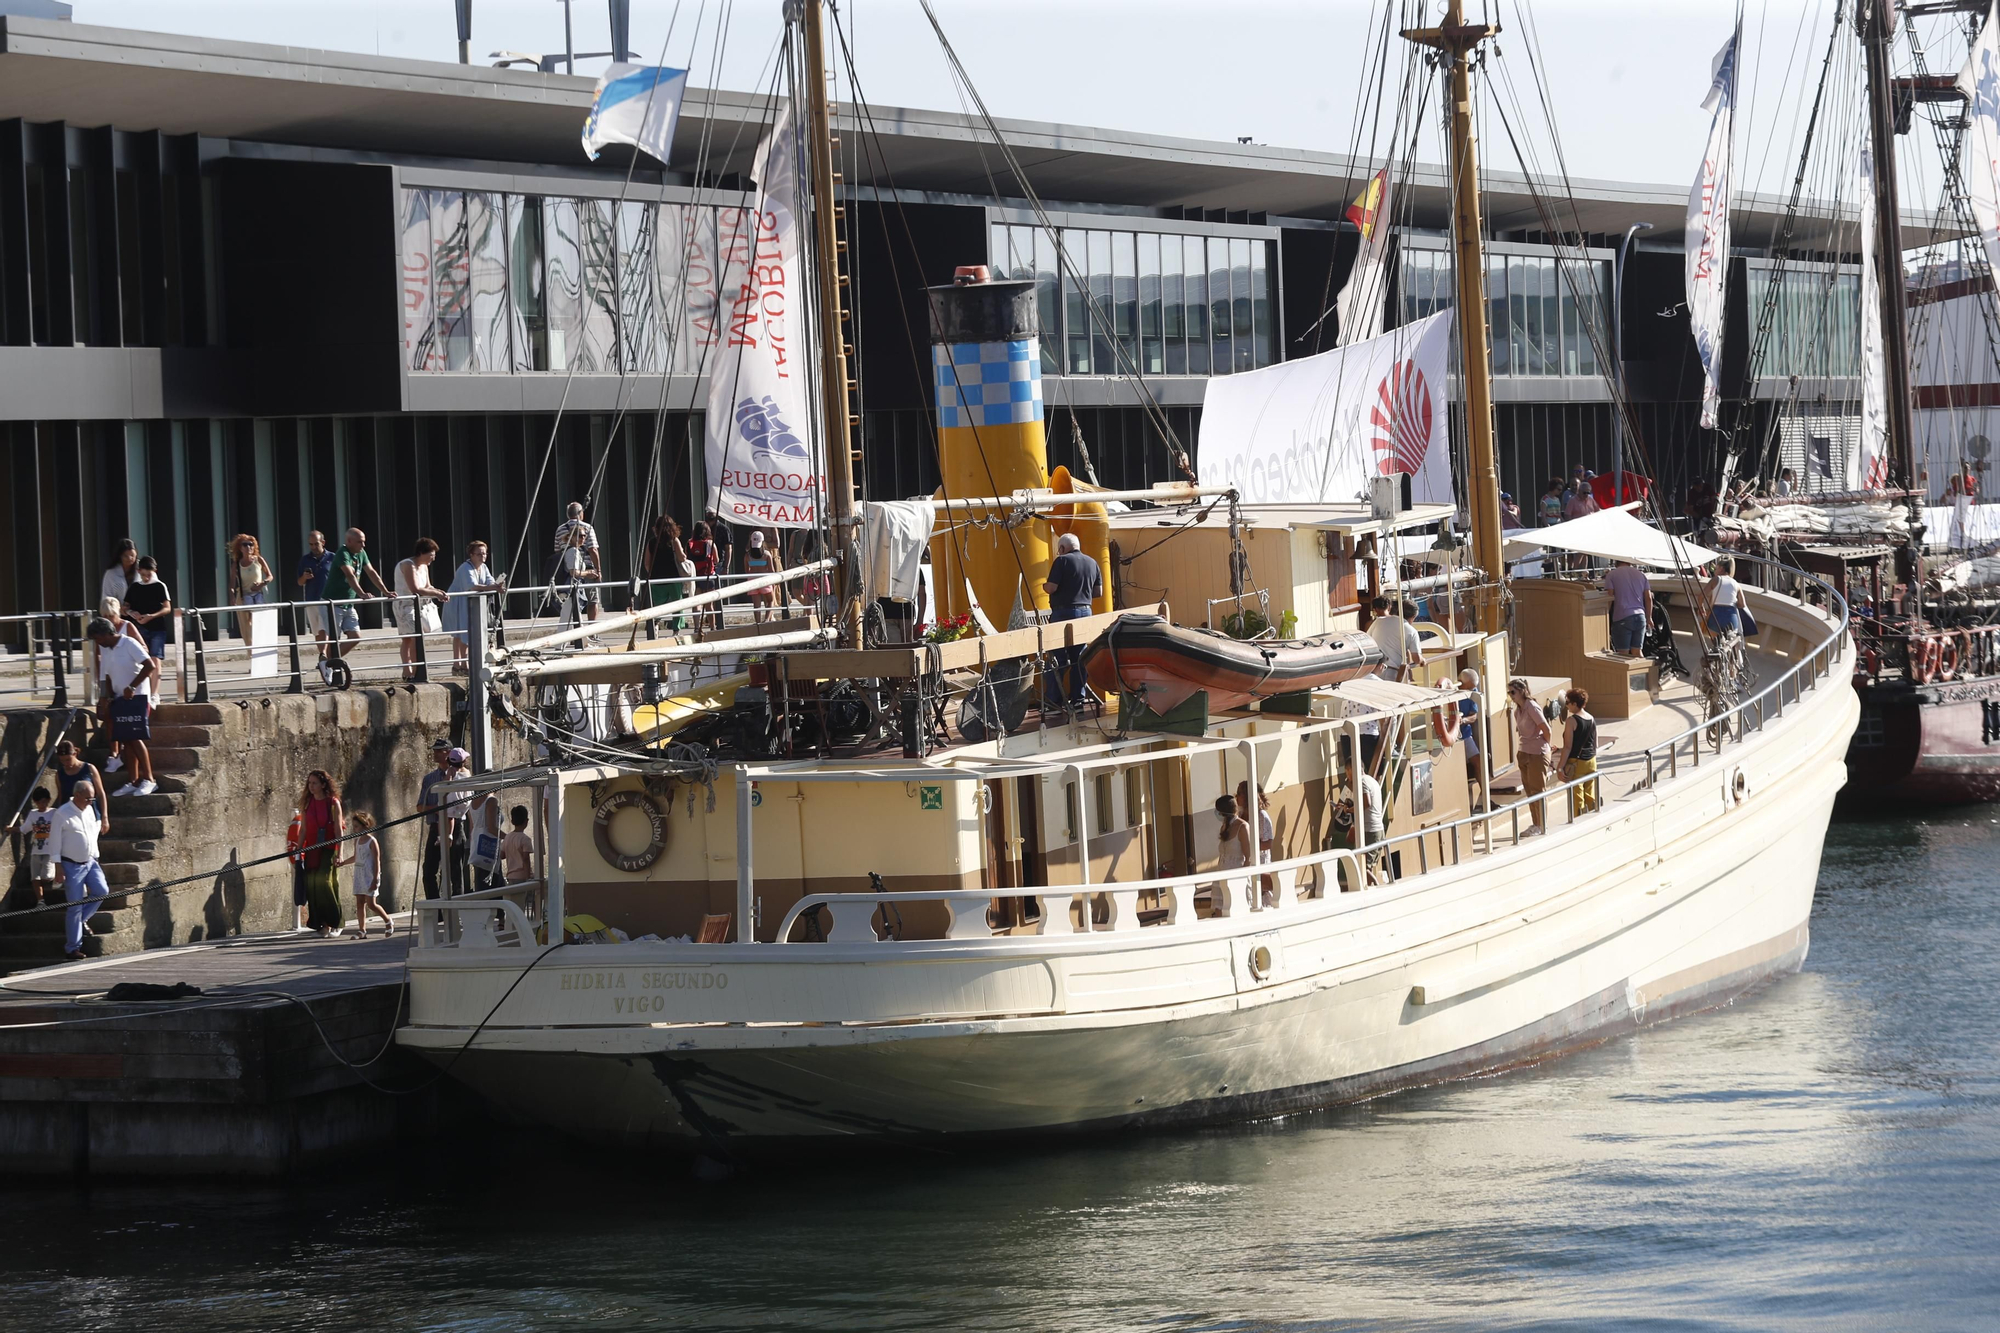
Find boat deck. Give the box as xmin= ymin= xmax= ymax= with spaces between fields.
xmin=1483 ymin=630 xmax=1757 ymax=846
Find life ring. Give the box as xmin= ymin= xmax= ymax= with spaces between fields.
xmin=592 ymin=788 xmax=669 ymax=873
xmin=1939 ymin=631 xmax=1965 ymax=682
xmin=1909 ymin=635 xmax=1937 ymax=685
xmin=1432 ymin=706 xmax=1456 ymax=749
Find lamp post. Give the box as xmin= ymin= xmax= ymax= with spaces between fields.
xmin=1612 ymin=221 xmax=1653 ymax=505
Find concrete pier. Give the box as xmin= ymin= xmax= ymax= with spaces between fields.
xmin=0 ymin=927 xmax=469 ymax=1177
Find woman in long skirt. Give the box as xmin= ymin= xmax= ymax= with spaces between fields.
xmin=298 ymin=768 xmax=346 ymax=937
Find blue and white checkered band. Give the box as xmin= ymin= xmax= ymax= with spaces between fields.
xmin=933 ymin=339 xmax=1043 ymax=429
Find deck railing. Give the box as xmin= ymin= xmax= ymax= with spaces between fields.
xmin=765 ymin=555 xmax=1850 ymax=948
xmin=412 ymin=556 xmax=1849 ymax=954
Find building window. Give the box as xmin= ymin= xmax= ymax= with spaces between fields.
xmin=987 ymin=218 xmax=1277 ymax=379
xmin=1398 ymin=245 xmax=1608 ymax=378
xmin=1746 ymin=263 xmax=1860 ymax=379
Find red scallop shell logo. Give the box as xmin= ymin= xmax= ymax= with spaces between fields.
xmin=1368 ymin=360 xmax=1432 ymax=476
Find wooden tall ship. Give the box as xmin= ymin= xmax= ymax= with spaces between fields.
xmin=394 ymin=0 xmax=1857 ymax=1152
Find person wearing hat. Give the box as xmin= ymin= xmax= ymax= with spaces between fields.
xmin=742 ymin=529 xmax=784 ymax=624
xmin=87 ymin=616 xmax=158 ymax=797
xmin=417 ymin=738 xmax=470 ymax=898
xmin=1499 ymin=492 xmax=1523 ymax=530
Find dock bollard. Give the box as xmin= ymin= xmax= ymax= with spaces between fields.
xmin=47 ymin=613 xmax=68 ymax=709
xmin=285 ymin=607 xmax=304 ymax=695
xmin=190 ymin=611 xmax=210 ymax=703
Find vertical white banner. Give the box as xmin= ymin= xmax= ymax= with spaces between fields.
xmin=1959 ymin=7 xmax=2000 ymax=282
xmin=703 ymin=101 xmax=822 ymax=527
xmin=1856 ymin=145 xmax=1890 ymax=491
xmin=1686 ymin=26 xmax=1740 ymax=432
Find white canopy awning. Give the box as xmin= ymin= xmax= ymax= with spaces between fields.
xmin=1503 ymin=503 xmax=1719 ymax=571
xmin=1325 ymin=675 xmax=1465 ymax=723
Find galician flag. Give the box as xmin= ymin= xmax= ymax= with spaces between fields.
xmin=1685 ymin=25 xmax=1739 ymax=432
xmin=1958 ymin=4 xmax=2000 ymax=284
xmin=581 ymin=64 xmax=689 ymax=165
xmin=1335 ymin=169 xmax=1395 ymax=346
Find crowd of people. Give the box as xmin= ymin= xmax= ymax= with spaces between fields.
xmin=278 ymin=737 xmax=542 ymax=940
xmin=85 ymin=497 xmax=807 ymax=694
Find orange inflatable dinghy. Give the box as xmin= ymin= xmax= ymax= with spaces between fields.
xmin=1080 ymin=613 xmax=1384 ymax=713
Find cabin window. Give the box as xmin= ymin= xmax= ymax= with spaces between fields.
xmin=1094 ymin=773 xmax=1115 ymax=836
xmin=1064 ymin=780 xmax=1079 ymax=842
xmin=1125 ymin=767 xmax=1148 ymax=829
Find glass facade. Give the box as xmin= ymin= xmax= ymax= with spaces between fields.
xmin=989 ymin=222 xmax=1278 ymax=376
xmin=400 ymin=186 xmax=750 ymax=376
xmin=1745 ymin=264 xmax=1861 ymax=378
xmin=1398 ymin=245 xmax=1609 ymax=377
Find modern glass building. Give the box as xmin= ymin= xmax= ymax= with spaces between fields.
xmin=0 ymin=11 xmax=1918 ymax=628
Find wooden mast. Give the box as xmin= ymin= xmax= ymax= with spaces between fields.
xmin=1861 ymin=0 xmax=1924 ymax=593
xmin=1406 ymin=0 xmax=1504 ymax=634
xmin=800 ymin=0 xmax=863 ymax=646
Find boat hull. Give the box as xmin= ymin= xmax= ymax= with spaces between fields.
xmin=414 ymin=919 xmax=1812 ymax=1152
xmin=1843 ymin=674 xmax=2000 ymax=805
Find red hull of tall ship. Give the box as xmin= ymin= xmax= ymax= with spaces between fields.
xmin=1843 ymin=675 xmax=2000 ymax=805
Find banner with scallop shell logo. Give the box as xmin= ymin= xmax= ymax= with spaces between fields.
xmin=1196 ymin=310 xmax=1453 ymax=505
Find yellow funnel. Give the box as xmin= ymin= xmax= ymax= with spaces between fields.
xmin=926 ymin=278 xmax=1052 ymax=627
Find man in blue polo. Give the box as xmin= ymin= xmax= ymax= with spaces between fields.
xmin=1040 ymin=532 xmax=1102 ymax=710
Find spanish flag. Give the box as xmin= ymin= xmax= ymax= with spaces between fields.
xmin=1346 ymin=170 xmax=1387 ymax=240
xmin=1336 ymin=168 xmax=1396 ymax=345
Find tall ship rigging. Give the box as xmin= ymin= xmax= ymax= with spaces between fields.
xmin=394 ymin=0 xmax=1858 ymax=1154
xmin=1721 ymin=0 xmax=2000 ymax=803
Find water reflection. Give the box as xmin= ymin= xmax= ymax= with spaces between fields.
xmin=3 ymin=816 xmax=1996 ymax=1331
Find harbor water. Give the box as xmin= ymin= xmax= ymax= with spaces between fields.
xmin=3 ymin=811 xmax=1996 ymax=1332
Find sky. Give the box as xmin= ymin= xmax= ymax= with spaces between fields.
xmin=66 ymin=1 xmax=1977 ymax=202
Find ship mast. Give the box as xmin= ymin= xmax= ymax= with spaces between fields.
xmin=1861 ymin=0 xmax=1924 ymax=596
xmin=799 ymin=0 xmax=863 ymax=647
xmin=1405 ymin=0 xmax=1505 ymax=635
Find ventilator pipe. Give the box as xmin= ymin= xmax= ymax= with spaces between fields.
xmin=1050 ymin=466 xmax=1112 ymax=614
xmin=503 ymin=558 xmax=836 ymax=658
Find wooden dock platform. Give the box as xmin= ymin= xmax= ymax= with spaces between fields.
xmin=0 ymin=923 xmax=468 ymax=1177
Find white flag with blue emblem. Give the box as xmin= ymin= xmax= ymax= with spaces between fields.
xmin=581 ymin=64 xmax=688 ymax=165
xmin=1959 ymin=7 xmax=2000 ymax=282
xmin=703 ymin=100 xmax=821 ymax=527
xmin=1685 ymin=26 xmax=1739 ymax=432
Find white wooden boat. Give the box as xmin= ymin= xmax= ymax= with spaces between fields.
xmin=398 ymin=568 xmax=1852 ymax=1150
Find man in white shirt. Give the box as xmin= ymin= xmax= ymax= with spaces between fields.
xmin=49 ymin=781 xmax=107 ymax=961
xmin=89 ymin=616 xmax=160 ymax=797
xmin=1367 ymin=596 xmax=1422 ymax=682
